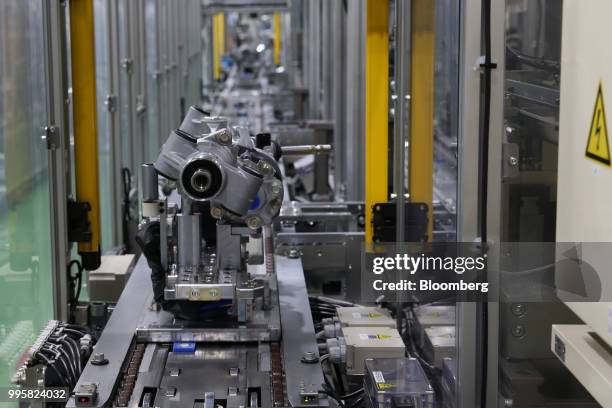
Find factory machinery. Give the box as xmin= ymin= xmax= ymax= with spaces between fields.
xmin=9 ymin=104 xmax=459 ymax=408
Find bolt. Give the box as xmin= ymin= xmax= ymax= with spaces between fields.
xmin=508 ymin=156 xmax=519 ymax=166
xmin=511 ymin=303 xmax=525 ymax=317
xmin=210 ymin=206 xmax=223 ymax=219
xmin=511 ymin=325 xmax=525 ymax=338
xmin=257 ymin=160 xmax=274 ymax=175
xmin=288 ymin=249 xmax=300 ymax=259
xmin=216 ymin=129 xmax=232 ymax=145
xmin=301 ymin=351 xmax=319 ymax=364
xmin=271 ymin=181 xmax=282 ymax=195
xmin=246 ymin=216 xmax=262 ymax=230
xmin=91 ymin=352 xmax=109 ymax=366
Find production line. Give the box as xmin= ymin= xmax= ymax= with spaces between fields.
xmin=0 ymin=0 xmax=611 ymax=407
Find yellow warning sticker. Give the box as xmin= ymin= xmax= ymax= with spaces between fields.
xmin=585 ymin=82 xmax=611 ymax=166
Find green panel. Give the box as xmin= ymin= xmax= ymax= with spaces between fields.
xmin=0 ymin=1 xmax=55 ymax=404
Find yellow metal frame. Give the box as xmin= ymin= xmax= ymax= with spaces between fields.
xmin=69 ymin=0 xmax=101 ymax=268
xmin=409 ymin=0 xmax=435 ymax=240
xmin=213 ymin=12 xmax=226 ymax=80
xmin=364 ymin=0 xmax=390 ymax=243
xmin=273 ymin=12 xmax=282 ymax=66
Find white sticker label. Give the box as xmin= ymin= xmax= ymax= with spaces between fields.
xmin=359 ymin=333 xmax=369 ymax=340
xmin=353 ymin=312 xmax=362 ymax=319
xmin=373 ymin=370 xmax=385 ymax=384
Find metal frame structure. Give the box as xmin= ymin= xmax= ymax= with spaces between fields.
xmin=486 ymin=0 xmax=506 ymax=405
xmin=454 ymin=0 xmax=505 ymax=406
xmin=42 ymin=0 xmax=71 ymax=321
xmin=393 ymin=0 xmax=411 ymax=243
xmin=344 ymin=0 xmax=367 ymax=202
xmin=105 ymin=0 xmax=125 ymax=247
xmin=455 ymin=0 xmax=482 ymax=405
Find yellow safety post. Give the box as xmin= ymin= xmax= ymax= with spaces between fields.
xmin=365 ymin=0 xmax=390 ymax=243
xmin=409 ymin=0 xmax=435 ymax=240
xmin=213 ymin=12 xmax=226 ymax=80
xmin=69 ymin=0 xmax=101 ymax=270
xmin=273 ymin=12 xmax=282 ymax=66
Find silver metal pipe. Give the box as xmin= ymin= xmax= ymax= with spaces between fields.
xmin=280 ymin=144 xmax=332 ymax=156
xmin=394 ymin=0 xmax=412 ymax=243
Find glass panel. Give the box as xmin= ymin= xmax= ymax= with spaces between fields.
xmin=498 ymin=1 xmax=599 ymax=406
xmin=0 ymin=0 xmax=54 ymax=401
xmin=433 ymin=0 xmax=460 ymax=243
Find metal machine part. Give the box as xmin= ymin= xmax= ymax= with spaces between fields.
xmin=421 ymin=326 xmax=456 ymax=369
xmin=67 ymin=254 xmax=329 ymax=408
xmin=87 ymin=255 xmax=135 ymax=303
xmin=141 ymin=106 xmax=287 ymax=322
xmin=409 ymin=305 xmax=456 ymax=349
xmin=71 ymin=105 xmax=335 ymax=406
xmin=364 ymin=358 xmax=435 ymax=408
xmin=551 ymin=325 xmax=612 ymax=407
xmin=340 ymin=327 xmax=405 ymax=375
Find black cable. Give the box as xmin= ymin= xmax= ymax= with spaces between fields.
xmin=479 ymin=0 xmax=492 ymax=407
xmin=55 ymin=348 xmax=78 ymax=386
xmin=35 ymin=352 xmax=70 ymax=388
xmin=339 ymin=388 xmax=364 ymax=400
xmin=311 ymin=306 xmax=338 ymax=313
xmin=67 ymin=259 xmax=84 ymax=313
xmin=320 ymin=355 xmax=346 ymax=407
xmin=348 ymin=395 xmax=365 ymax=407
xmin=39 ymin=347 xmax=73 ymax=384
xmin=49 ymin=335 xmax=81 ymax=377
xmin=63 ymin=328 xmax=88 ymax=338
xmin=63 ymin=336 xmax=83 ymax=371
xmin=505 ymin=45 xmax=560 ymax=72
xmin=321 ymin=389 xmax=345 ymax=408
xmin=122 ymin=167 xmax=132 ymax=252
xmin=47 ymin=337 xmax=78 ymax=378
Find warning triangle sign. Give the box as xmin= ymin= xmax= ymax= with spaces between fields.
xmin=585 ymin=82 xmax=611 ymax=166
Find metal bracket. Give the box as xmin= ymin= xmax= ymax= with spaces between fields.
xmin=371 ymin=202 xmax=429 ymax=243
xmin=121 ymin=58 xmax=133 ymax=75
xmin=136 ymin=94 xmax=147 ymax=115
xmin=104 ymin=94 xmax=117 ymax=113
xmin=41 ymin=125 xmax=59 ymax=149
